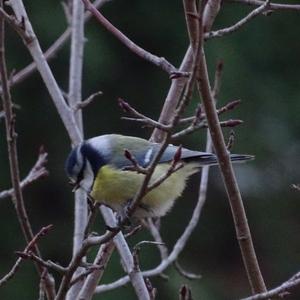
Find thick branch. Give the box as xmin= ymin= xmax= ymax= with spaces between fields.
xmin=195 ymin=2 xmax=267 ymax=294
xmin=5 ymin=0 xmax=82 ymax=144
xmin=66 ymin=0 xmax=87 ymax=298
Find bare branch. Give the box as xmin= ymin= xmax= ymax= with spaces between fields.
xmin=81 ymin=0 xmax=186 ymax=77
xmin=73 ymin=91 xmax=103 ymax=111
xmin=203 ymin=0 xmax=222 ymax=32
xmin=0 ymin=225 xmax=53 ymax=287
xmin=8 ymin=0 xmax=111 ymax=89
xmin=0 ymin=149 xmax=48 ymax=200
xmin=144 ymin=219 xmax=168 ymax=260
xmin=119 ymin=98 xmax=171 ymax=132
xmin=76 ymin=241 xmax=115 ymax=300
xmin=66 ymin=0 xmax=87 ymax=297
xmin=150 ymin=46 xmax=193 ymax=142
xmin=241 ymin=271 xmax=300 ymax=300
xmin=16 ymin=251 xmax=67 ymax=274
xmin=0 ymin=5 xmax=55 ymax=298
xmin=195 ymin=0 xmax=267 ymax=293
xmin=230 ymin=0 xmax=300 ymax=11
xmin=174 ymin=260 xmax=202 ymax=280
xmin=4 ymin=0 xmax=82 ymax=144
xmin=205 ymin=0 xmax=270 ymax=40
xmin=99 ymin=206 xmax=151 ymax=300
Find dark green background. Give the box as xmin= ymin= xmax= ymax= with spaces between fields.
xmin=1 ymin=0 xmax=300 ymax=299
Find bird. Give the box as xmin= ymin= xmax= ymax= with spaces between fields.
xmin=65 ymin=134 xmax=253 ymax=219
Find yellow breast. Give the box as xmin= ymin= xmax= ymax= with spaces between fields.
xmin=91 ymin=163 xmax=199 ymax=218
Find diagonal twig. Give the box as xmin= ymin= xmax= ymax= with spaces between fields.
xmin=205 ymin=0 xmax=270 ymax=40
xmin=0 ymin=148 xmax=48 ymax=200
xmin=81 ymin=0 xmax=187 ymax=78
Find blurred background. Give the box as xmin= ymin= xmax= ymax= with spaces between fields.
xmin=0 ymin=0 xmax=300 ymax=299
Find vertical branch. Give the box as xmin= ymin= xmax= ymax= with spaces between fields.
xmin=203 ymin=0 xmax=221 ymax=32
xmin=8 ymin=0 xmax=82 ymax=144
xmin=100 ymin=206 xmax=151 ymax=300
xmin=76 ymin=241 xmax=115 ymax=300
xmin=66 ymin=1 xmax=87 ymax=299
xmin=68 ymin=0 xmax=84 ymax=131
xmin=194 ymin=1 xmax=267 ymax=294
xmin=0 ymin=2 xmax=55 ymax=299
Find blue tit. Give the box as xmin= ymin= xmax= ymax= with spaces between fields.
xmin=65 ymin=134 xmax=252 ymax=219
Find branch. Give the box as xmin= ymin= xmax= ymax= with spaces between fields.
xmin=73 ymin=91 xmax=103 ymax=111
xmin=241 ymin=271 xmax=300 ymax=300
xmin=205 ymin=0 xmax=270 ymax=40
xmin=144 ymin=219 xmax=168 ymax=261
xmin=81 ymin=0 xmax=186 ymax=78
xmin=4 ymin=0 xmax=82 ymax=144
xmin=66 ymin=0 xmax=87 ymax=298
xmin=99 ymin=206 xmax=151 ymax=300
xmin=194 ymin=0 xmax=267 ymax=294
xmin=0 ymin=148 xmax=48 ymax=200
xmin=16 ymin=251 xmax=67 ymax=274
xmin=203 ymin=0 xmax=222 ymax=32
xmin=230 ymin=0 xmax=300 ymax=11
xmin=0 ymin=225 xmax=53 ymax=287
xmin=7 ymin=0 xmax=111 ymax=89
xmin=0 ymin=4 xmax=55 ymax=298
xmin=75 ymin=241 xmax=115 ymax=300
xmin=119 ymin=98 xmax=171 ymax=132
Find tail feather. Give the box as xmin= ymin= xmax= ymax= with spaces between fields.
xmin=184 ymin=153 xmax=254 ymax=166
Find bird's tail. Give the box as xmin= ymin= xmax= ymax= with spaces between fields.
xmin=184 ymin=153 xmax=254 ymax=166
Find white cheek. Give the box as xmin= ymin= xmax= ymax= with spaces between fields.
xmin=80 ymin=161 xmax=94 ymax=192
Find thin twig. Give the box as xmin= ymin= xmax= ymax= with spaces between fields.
xmin=241 ymin=271 xmax=300 ymax=300
xmin=230 ymin=0 xmax=300 ymax=11
xmin=205 ymin=0 xmax=270 ymax=40
xmin=172 ymin=119 xmax=243 ymax=139
xmin=0 ymin=149 xmax=48 ymax=200
xmin=119 ymin=98 xmax=171 ymax=132
xmin=82 ymin=0 xmax=186 ymax=78
xmin=16 ymin=251 xmax=67 ymax=274
xmin=7 ymin=0 xmax=111 ymax=90
xmin=174 ymin=260 xmax=202 ymax=280
xmin=73 ymin=91 xmax=103 ymax=111
xmin=144 ymin=219 xmax=168 ymax=260
xmin=0 ymin=225 xmax=53 ymax=287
